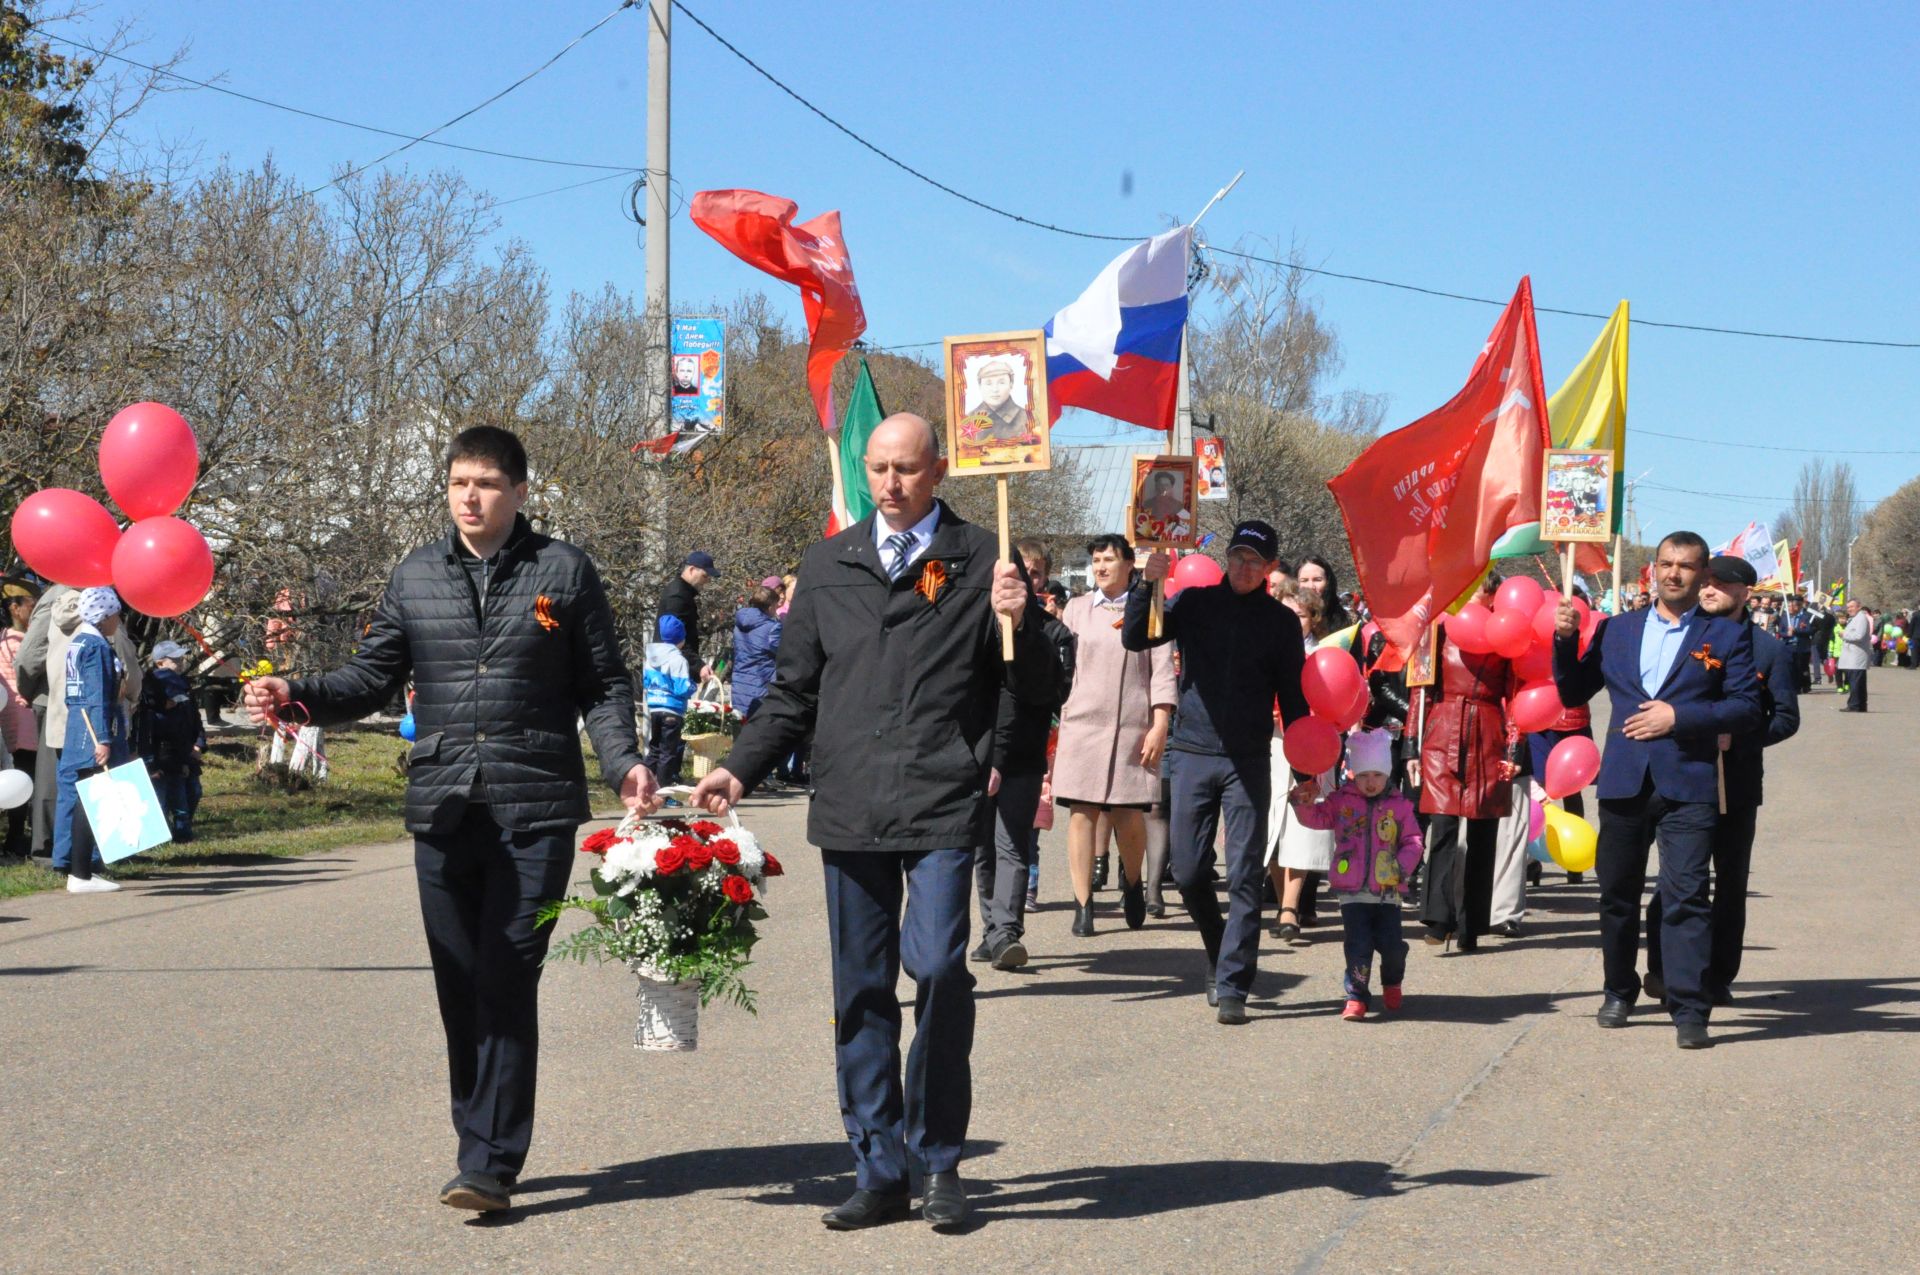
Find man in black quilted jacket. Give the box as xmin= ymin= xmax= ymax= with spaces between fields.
xmin=245 ymin=426 xmax=654 ymax=1214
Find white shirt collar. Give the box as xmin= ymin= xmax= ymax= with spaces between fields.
xmin=874 ymin=504 xmax=941 ymax=557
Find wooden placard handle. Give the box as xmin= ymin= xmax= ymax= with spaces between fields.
xmin=996 ymin=475 xmax=1014 ymax=661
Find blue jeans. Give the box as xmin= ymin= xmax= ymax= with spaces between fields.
xmin=51 ymin=766 xmax=103 ymax=873
xmin=1340 ymin=901 xmax=1408 ymax=1008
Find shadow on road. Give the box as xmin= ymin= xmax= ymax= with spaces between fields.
xmin=503 ymin=1143 xmax=1543 ymax=1230
xmin=124 ymin=867 xmax=347 ymax=897
xmin=1710 ymin=977 xmax=1920 ymax=1044
xmin=0 ymin=963 xmax=428 ymax=976
xmin=976 ymin=945 xmax=1304 ymax=1006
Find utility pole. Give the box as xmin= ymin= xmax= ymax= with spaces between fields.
xmin=645 ymin=0 xmax=671 ymax=438
xmin=1171 ymin=171 xmax=1243 ymax=459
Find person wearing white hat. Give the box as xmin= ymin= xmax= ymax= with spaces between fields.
xmin=57 ymin=587 xmax=130 ymax=892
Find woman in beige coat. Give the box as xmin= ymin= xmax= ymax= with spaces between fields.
xmin=1052 ymin=535 xmax=1176 ymax=936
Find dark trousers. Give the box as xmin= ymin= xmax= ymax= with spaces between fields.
xmin=1596 ymin=780 xmax=1716 ymax=1025
xmin=30 ymin=729 xmax=57 ymax=854
xmin=1792 ymin=649 xmax=1812 ymax=693
xmin=1340 ymin=901 xmax=1407 ymax=1008
xmin=821 ymin=847 xmax=974 ymax=1194
xmin=62 ymin=764 xmax=102 ymax=879
xmin=5 ymin=748 xmax=33 ymax=854
xmin=414 ymin=803 xmax=575 ymax=1180
xmin=1847 ymin=666 xmax=1868 ymax=711
xmin=1421 ymin=815 xmax=1495 ymax=941
xmin=645 ymin=711 xmax=685 ymax=783
xmin=974 ymin=770 xmax=1044 ymax=948
xmin=1166 ymin=748 xmax=1271 ymax=999
xmin=1646 ymin=802 xmax=1760 ymax=992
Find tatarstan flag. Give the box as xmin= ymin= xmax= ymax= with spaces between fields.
xmin=826 ymin=358 xmax=885 ymax=534
xmin=1327 ymin=277 xmax=1553 ymax=652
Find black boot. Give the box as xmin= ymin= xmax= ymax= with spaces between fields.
xmin=1092 ymin=851 xmax=1110 ymax=891
xmin=1072 ymin=898 xmax=1096 ymax=937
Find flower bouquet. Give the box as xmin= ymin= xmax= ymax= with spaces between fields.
xmin=539 ymin=794 xmax=782 ymax=1050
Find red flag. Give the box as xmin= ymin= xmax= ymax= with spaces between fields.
xmin=690 ymin=190 xmax=866 ymax=430
xmin=1790 ymin=538 xmax=1803 ymax=589
xmin=1327 ymin=278 xmax=1552 ymax=651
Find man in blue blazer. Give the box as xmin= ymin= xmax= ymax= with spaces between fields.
xmin=1554 ymin=531 xmax=1764 ymax=1049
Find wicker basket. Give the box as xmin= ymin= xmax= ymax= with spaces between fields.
xmin=629 ymin=958 xmax=702 ymax=1051
xmin=613 ymin=790 xmax=738 ymax=1051
xmin=682 ymin=731 xmax=731 ymax=779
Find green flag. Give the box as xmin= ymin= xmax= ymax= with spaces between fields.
xmin=835 ymin=358 xmax=885 ymax=524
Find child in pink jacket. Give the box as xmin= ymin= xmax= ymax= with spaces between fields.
xmin=1290 ymin=729 xmax=1425 ymax=1020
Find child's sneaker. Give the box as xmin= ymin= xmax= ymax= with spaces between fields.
xmin=1341 ymin=999 xmax=1367 ymax=1021
xmin=1382 ymin=985 xmax=1403 ymax=1012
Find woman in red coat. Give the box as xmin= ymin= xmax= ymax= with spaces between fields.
xmin=1414 ymin=626 xmax=1517 ymax=951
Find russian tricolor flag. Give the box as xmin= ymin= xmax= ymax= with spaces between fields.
xmin=1044 ymin=226 xmax=1192 ymax=430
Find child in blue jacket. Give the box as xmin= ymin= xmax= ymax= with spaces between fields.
xmin=59 ymin=587 xmax=132 ymax=893
xmin=643 ymin=614 xmax=695 ymax=784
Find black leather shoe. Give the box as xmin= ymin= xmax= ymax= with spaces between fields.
xmin=1216 ymin=996 xmax=1249 ymax=1025
xmin=1596 ymin=995 xmax=1633 ymax=1028
xmin=1071 ymin=900 xmax=1095 ymax=937
xmin=921 ymin=1170 xmax=967 ymax=1231
xmin=1202 ymin=958 xmax=1219 ymax=1007
xmin=990 ymin=938 xmax=1029 ymax=971
xmin=440 ymin=1171 xmax=511 ymax=1212
xmin=822 ymin=1189 xmax=911 ymax=1230
xmin=1643 ymin=971 xmax=1668 ymax=1005
xmin=1495 ymin=920 xmax=1522 ymax=938
xmin=1675 ymin=1022 xmax=1712 ymax=1050
xmin=968 ymin=939 xmax=992 ymax=964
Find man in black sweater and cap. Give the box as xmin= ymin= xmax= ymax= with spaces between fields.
xmin=1124 ymin=520 xmax=1310 ymax=1025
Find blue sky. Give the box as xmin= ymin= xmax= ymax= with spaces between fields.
xmin=66 ymin=1 xmax=1917 ymax=546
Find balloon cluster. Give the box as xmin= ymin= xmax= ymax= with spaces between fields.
xmin=1441 ymin=576 xmax=1606 ymax=740
xmin=8 ymin=404 xmax=214 ymax=618
xmin=1282 ymin=648 xmax=1368 ymax=773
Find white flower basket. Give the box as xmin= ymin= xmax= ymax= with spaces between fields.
xmin=629 ymin=958 xmax=702 ymax=1051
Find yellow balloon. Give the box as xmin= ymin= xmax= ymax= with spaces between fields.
xmin=1543 ymin=804 xmax=1598 ymax=874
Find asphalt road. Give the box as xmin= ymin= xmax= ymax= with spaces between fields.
xmin=2 ymin=671 xmax=1914 ymax=1273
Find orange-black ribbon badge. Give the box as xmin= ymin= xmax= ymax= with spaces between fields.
xmin=1689 ymin=642 xmax=1722 ymax=671
xmin=915 ymin=560 xmax=947 ymax=606
xmin=534 ymin=595 xmax=560 ymax=632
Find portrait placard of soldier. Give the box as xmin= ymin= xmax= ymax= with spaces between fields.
xmin=1127 ymin=454 xmax=1198 ymax=549
xmin=943 ymin=329 xmax=1052 ymax=475
xmin=671 ymin=353 xmax=702 ymax=397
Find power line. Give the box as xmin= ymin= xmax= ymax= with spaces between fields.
xmin=1632 ymin=426 xmax=1920 ymax=456
xmin=494 ymin=168 xmax=639 ymax=207
xmin=1641 ymin=479 xmax=1882 ymax=506
xmin=47 ymin=35 xmax=638 ymax=172
xmin=670 ymin=0 xmax=1135 ymax=244
xmin=672 ymin=0 xmax=1915 ymax=351
xmin=301 ymin=1 xmax=637 ymax=198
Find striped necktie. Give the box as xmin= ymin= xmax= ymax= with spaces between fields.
xmin=884 ymin=531 xmax=916 ymax=581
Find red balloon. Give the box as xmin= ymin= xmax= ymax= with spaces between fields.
xmin=1494 ymin=576 xmax=1545 ymax=616
xmin=1282 ymin=715 xmax=1343 ymax=775
xmin=1487 ymin=607 xmax=1534 ymax=659
xmin=1301 ymin=647 xmax=1365 ymax=721
xmin=1510 ymin=681 xmax=1566 ymax=734
xmin=111 ymin=516 xmax=214 ymax=618
xmin=1326 ymin=678 xmax=1370 ymax=732
xmin=1446 ymin=603 xmax=1494 ymax=653
xmin=1543 ymin=733 xmax=1602 ymax=799
xmin=1514 ymin=640 xmax=1554 ymax=683
xmin=1167 ymin=552 xmax=1224 ymax=598
xmin=9 ymin=488 xmax=120 ymax=586
xmin=100 ymin=402 xmax=199 ymax=521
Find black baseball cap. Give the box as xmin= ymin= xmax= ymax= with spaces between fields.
xmin=1227 ymin=520 xmax=1279 ymax=561
xmin=684 ymin=551 xmax=719 ymax=576
xmin=1707 ymin=555 xmax=1758 ymax=587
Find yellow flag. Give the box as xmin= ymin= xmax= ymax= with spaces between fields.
xmin=1546 ymin=300 xmax=1629 ymax=532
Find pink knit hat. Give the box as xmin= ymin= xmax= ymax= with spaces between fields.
xmin=1346 ymin=728 xmax=1392 ymax=776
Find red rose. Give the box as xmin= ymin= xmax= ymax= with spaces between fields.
xmin=722 ymin=874 xmax=754 ymax=905
xmin=691 ymin=820 xmax=725 ymax=838
xmin=654 ymin=844 xmax=688 ymax=874
xmin=710 ymin=838 xmax=741 ymax=866
xmin=763 ymin=851 xmax=784 ymax=877
xmin=579 ymin=828 xmax=618 ymax=856
xmin=686 ymin=845 xmax=714 ymax=873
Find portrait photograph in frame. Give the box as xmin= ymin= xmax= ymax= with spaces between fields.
xmin=1127 ymin=454 xmax=1198 ymax=549
xmin=1406 ymin=618 xmax=1440 ymax=688
xmin=943 ymin=330 xmax=1051 ymax=475
xmin=1541 ymin=448 xmax=1615 ymax=544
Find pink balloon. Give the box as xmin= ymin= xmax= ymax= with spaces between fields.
xmin=9 ymin=488 xmax=120 ymax=586
xmin=1543 ymin=734 xmax=1601 ymax=800
xmin=1167 ymin=552 xmax=1224 ymax=598
xmin=1282 ymin=715 xmax=1343 ymax=775
xmin=1447 ymin=603 xmax=1494 ymax=654
xmin=1301 ymin=647 xmax=1365 ymax=722
xmin=1510 ymin=680 xmax=1566 ymax=734
xmin=1487 ymin=607 xmax=1534 ymax=659
xmin=1527 ymin=797 xmax=1546 ymax=843
xmin=1494 ymin=576 xmax=1545 ymax=616
xmin=1514 ymin=640 xmax=1553 ymax=684
xmin=111 ymin=516 xmax=214 ymax=618
xmin=100 ymin=402 xmax=199 ymax=521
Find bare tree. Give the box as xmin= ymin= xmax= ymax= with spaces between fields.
xmin=1776 ymin=458 xmax=1865 ymax=589
xmin=1852 ymin=477 xmax=1917 ymax=610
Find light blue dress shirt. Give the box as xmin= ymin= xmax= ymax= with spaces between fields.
xmin=1638 ymin=604 xmax=1697 ymax=694
xmin=874 ymin=505 xmax=940 ymax=577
